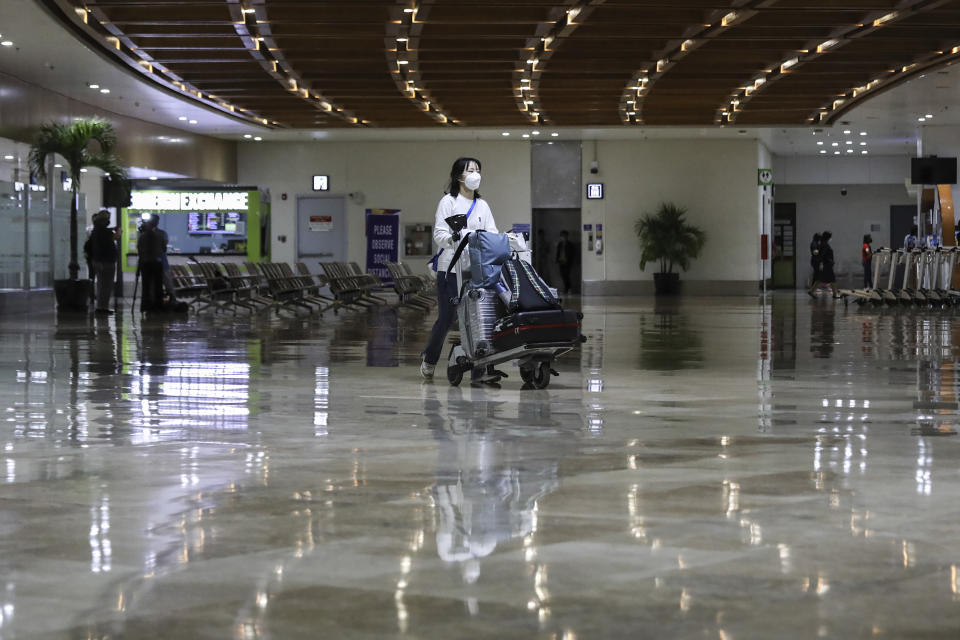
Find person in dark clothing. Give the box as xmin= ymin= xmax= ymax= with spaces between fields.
xmin=807 ymin=233 xmax=822 ymax=297
xmin=809 ymin=231 xmax=837 ymax=298
xmin=555 ymin=230 xmax=574 ymax=294
xmin=88 ymin=209 xmax=118 ymax=314
xmin=137 ymin=214 xmax=166 ymax=312
xmin=862 ymin=234 xmax=873 ymax=288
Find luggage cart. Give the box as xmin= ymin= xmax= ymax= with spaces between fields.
xmin=443 ymin=225 xmax=583 ymax=389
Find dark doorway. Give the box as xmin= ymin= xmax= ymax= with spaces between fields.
xmin=772 ymin=203 xmax=796 ymax=289
xmin=890 ymin=205 xmax=915 ymax=249
xmin=890 ymin=205 xmax=915 ymax=289
xmin=532 ymin=208 xmax=581 ymax=294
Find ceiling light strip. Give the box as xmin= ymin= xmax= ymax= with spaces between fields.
xmin=721 ymin=0 xmax=945 ymax=125
xmin=512 ymin=1 xmax=604 ymax=126
xmin=386 ymin=2 xmax=456 ymax=125
xmin=626 ymin=0 xmax=762 ymax=126
xmin=53 ymin=0 xmax=274 ymax=128
xmin=817 ymin=45 xmax=960 ymax=125
xmin=229 ymin=1 xmax=369 ymax=127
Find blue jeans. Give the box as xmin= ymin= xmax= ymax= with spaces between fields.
xmin=423 ymin=271 xmax=458 ymax=365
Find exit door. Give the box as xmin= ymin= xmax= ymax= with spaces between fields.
xmin=297 ymin=196 xmax=346 ymax=263
xmin=772 ymin=203 xmax=796 ymax=289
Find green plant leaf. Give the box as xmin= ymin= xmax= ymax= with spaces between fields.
xmin=634 ymin=202 xmax=707 ymax=274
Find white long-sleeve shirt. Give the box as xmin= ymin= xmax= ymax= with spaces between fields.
xmin=433 ymin=193 xmax=498 ymax=273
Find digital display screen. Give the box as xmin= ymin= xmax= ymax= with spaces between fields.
xmin=188 ymin=211 xmax=242 ymax=234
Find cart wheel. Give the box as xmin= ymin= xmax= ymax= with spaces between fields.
xmin=447 ymin=365 xmax=464 ymax=386
xmin=530 ymin=362 xmax=551 ymax=389
xmin=520 ymin=366 xmax=535 ymax=384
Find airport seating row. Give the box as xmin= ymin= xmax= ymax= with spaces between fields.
xmin=164 ymin=260 xmax=434 ymax=315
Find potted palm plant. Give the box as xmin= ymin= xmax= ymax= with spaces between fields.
xmin=29 ymin=118 xmax=126 ymax=311
xmin=634 ymin=202 xmax=706 ymax=295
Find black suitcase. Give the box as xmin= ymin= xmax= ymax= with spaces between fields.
xmin=492 ymin=310 xmax=582 ymax=351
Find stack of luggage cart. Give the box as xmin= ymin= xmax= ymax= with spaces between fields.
xmin=444 ymin=218 xmax=584 ymax=389
xmin=838 ymin=246 xmax=960 ymax=307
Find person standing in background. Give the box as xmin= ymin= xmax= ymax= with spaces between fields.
xmin=555 ymin=230 xmax=573 ymax=294
xmin=862 ymin=234 xmax=873 ymax=288
xmin=88 ymin=209 xmax=118 ymax=314
xmin=904 ymin=225 xmax=918 ymax=250
xmin=137 ymin=214 xmax=166 ymax=312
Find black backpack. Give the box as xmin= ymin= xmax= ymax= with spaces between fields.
xmin=500 ymin=256 xmax=560 ymax=312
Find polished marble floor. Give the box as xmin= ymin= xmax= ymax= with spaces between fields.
xmin=2 ymin=294 xmax=960 ymax=638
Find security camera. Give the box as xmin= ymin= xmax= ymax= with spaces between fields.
xmin=589 ymin=160 xmax=599 ymax=175
xmin=840 ymin=187 xmax=848 ymax=196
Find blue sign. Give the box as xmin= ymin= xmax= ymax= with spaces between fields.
xmin=365 ymin=209 xmax=400 ymax=284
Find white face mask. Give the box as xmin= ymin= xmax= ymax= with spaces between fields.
xmin=463 ymin=172 xmax=481 ymax=191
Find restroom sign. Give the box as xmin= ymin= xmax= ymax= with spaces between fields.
xmin=758 ymin=169 xmax=773 ymax=186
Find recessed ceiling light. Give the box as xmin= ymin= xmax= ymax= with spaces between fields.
xmin=817 ymin=141 xmax=823 ymax=145
xmin=843 ymin=130 xmax=851 ymax=134
xmin=99 ymin=88 xmax=110 ymax=94
xmin=832 ymin=142 xmax=839 ymax=147
xmin=847 ymin=149 xmax=854 ymax=153
xmin=925 ymin=114 xmax=933 ymax=118
xmin=918 ymin=117 xmax=926 ymax=122
xmin=846 ymin=141 xmax=852 ymax=145
xmin=860 ymin=141 xmax=867 ymax=146
xmin=53 ymin=163 xmax=62 ymax=168
xmin=834 ymin=151 xmax=840 ymax=155
xmin=819 ymin=150 xmax=826 ymax=154
xmin=860 ymin=132 xmax=867 ymax=136
xmin=178 ymin=116 xmax=187 ymax=121
xmin=189 ymin=119 xmax=198 ymax=124
xmin=3 ymin=155 xmax=13 ymax=160
xmin=148 ymin=176 xmax=158 ymax=181
xmin=0 ymin=41 xmax=13 ymax=47
xmin=522 ymin=134 xmax=530 ymax=138
xmin=88 ymin=83 xmax=99 ymax=89
xmin=80 ymin=168 xmax=88 ymax=172
xmin=502 ymin=132 xmax=510 ymax=136
xmin=551 ymin=132 xmax=559 ymax=137
xmin=243 ymin=134 xmax=252 ymax=139
xmin=253 ymin=136 xmax=262 ymax=141
xmin=531 ymin=130 xmax=540 ymax=135
xmin=861 ymin=150 xmax=868 ymax=155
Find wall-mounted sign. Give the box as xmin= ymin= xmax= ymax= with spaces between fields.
xmin=313 ymin=175 xmax=329 ymax=191
xmin=129 ymin=190 xmax=249 ymax=211
xmin=586 ymin=183 xmax=604 ymax=199
xmin=758 ymin=169 xmax=774 ymax=186
xmin=309 ymin=215 xmax=333 ymax=232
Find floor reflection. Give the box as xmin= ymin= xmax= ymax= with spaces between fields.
xmin=3 ymin=295 xmax=960 ymax=637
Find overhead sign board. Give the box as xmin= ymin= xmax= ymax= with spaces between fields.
xmin=129 ymin=190 xmax=250 ymax=212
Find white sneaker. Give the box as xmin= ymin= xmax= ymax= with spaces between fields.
xmin=420 ymin=360 xmax=435 ymax=379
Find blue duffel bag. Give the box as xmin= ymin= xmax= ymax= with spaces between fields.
xmin=468 ymin=230 xmax=511 ymax=289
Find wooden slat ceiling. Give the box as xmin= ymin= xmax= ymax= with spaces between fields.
xmin=46 ymin=0 xmax=960 ymax=128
